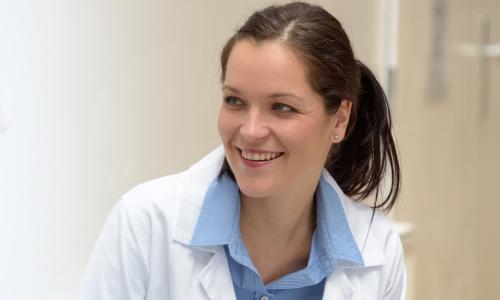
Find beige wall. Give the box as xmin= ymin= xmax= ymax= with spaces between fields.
xmin=393 ymin=0 xmax=500 ymax=299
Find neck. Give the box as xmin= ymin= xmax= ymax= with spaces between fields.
xmin=238 ymin=174 xmax=322 ymax=284
xmin=239 ymin=183 xmax=317 ymax=247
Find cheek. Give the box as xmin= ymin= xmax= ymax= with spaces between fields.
xmin=286 ymin=119 xmax=332 ymax=158
xmin=217 ymin=114 xmax=227 ymax=142
xmin=217 ymin=109 xmax=236 ymax=142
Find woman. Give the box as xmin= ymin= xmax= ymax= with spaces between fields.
xmin=77 ymin=2 xmax=405 ymax=299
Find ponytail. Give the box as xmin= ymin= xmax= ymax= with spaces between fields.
xmin=326 ymin=60 xmax=401 ymax=212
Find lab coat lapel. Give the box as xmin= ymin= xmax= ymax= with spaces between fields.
xmin=322 ymin=271 xmax=361 ymax=300
xmin=171 ymin=146 xmax=236 ymax=299
xmin=198 ymin=246 xmax=237 ymax=300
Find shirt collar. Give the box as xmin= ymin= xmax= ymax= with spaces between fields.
xmin=189 ymin=171 xmax=364 ymax=268
xmin=189 ymin=173 xmax=240 ymax=246
xmin=313 ymin=175 xmax=364 ymax=267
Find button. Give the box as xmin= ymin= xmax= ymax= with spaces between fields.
xmin=260 ymin=296 xmax=269 ymax=300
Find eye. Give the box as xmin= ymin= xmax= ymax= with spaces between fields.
xmin=223 ymin=96 xmax=243 ymax=106
xmin=272 ymin=103 xmax=294 ymax=112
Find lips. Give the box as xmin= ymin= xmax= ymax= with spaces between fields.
xmin=238 ymin=148 xmax=284 ymax=162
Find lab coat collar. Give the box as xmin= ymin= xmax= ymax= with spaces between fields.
xmin=172 ymin=145 xmax=385 ymax=267
xmin=197 ymin=245 xmax=238 ymax=300
xmin=172 ymin=146 xmax=225 ymax=246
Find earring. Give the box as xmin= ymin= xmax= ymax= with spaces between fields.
xmin=333 ymin=134 xmax=339 ymax=141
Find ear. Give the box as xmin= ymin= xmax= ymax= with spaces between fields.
xmin=330 ymin=99 xmax=352 ymax=143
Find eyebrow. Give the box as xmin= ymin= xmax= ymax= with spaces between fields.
xmin=222 ymin=85 xmax=303 ymax=101
xmin=269 ymin=92 xmax=303 ymax=101
xmin=221 ymin=85 xmax=242 ymax=94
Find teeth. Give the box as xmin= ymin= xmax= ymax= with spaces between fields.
xmin=241 ymin=150 xmax=282 ymax=161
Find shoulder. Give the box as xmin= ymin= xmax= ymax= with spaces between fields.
xmin=343 ymin=197 xmax=402 ymax=249
xmin=117 ymin=170 xmax=188 ymax=235
xmin=341 ymin=197 xmax=406 ymax=298
xmin=320 ymin=169 xmax=405 ymax=297
xmin=115 ymin=146 xmax=226 ymax=245
xmin=320 ymin=168 xmax=401 ymax=265
xmin=121 ymin=171 xmax=187 ymax=213
xmin=342 ymin=196 xmax=404 ymax=266
xmin=77 ymin=171 xmax=193 ymax=299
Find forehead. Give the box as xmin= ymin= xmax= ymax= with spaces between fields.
xmin=224 ymin=40 xmax=315 ymax=96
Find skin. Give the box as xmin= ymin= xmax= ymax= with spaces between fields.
xmin=217 ymin=39 xmax=352 ymax=284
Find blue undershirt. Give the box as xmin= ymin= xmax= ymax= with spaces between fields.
xmin=189 ymin=172 xmax=363 ymax=299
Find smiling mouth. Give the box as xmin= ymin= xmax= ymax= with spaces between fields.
xmin=238 ymin=148 xmax=284 ymax=162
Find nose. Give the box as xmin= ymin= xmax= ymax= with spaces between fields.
xmin=239 ymin=110 xmax=271 ymax=141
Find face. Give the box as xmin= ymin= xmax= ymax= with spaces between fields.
xmin=218 ymin=39 xmax=350 ymax=200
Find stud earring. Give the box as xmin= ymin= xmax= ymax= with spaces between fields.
xmin=333 ymin=134 xmax=339 ymax=141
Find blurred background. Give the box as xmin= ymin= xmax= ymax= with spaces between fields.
xmin=0 ymin=0 xmax=498 ymax=299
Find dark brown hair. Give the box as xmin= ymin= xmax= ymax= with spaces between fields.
xmin=219 ymin=2 xmax=400 ymax=212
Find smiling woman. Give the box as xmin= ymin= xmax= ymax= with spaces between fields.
xmin=219 ymin=40 xmax=343 ymax=204
xmin=77 ymin=2 xmax=404 ymax=300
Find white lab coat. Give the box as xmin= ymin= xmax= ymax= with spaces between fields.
xmin=77 ymin=146 xmax=406 ymax=300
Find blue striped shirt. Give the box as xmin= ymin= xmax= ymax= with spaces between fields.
xmin=189 ymin=172 xmax=363 ymax=299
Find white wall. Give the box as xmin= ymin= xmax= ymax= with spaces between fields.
xmin=0 ymin=1 xmax=379 ymax=299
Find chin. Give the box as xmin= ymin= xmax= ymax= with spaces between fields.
xmin=234 ymin=176 xmax=280 ymax=200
